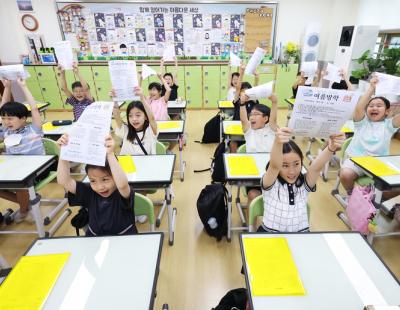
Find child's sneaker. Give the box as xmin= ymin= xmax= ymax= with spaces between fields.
xmin=135 ymin=215 xmax=147 ymax=223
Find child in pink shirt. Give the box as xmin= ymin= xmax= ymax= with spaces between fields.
xmin=146 ymin=73 xmax=171 ymax=120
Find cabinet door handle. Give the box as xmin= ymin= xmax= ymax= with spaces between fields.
xmin=187 ymin=100 xmax=191 ymax=104
xmin=205 ymin=86 xmax=208 ymax=90
xmin=205 ymin=71 xmax=208 ymax=76
xmin=187 ymin=86 xmax=190 ymax=90
xmin=205 ymin=100 xmax=208 ymax=104
xmin=186 ymin=72 xmax=190 ymax=76
xmin=38 ymin=72 xmax=42 ymax=77
xmin=222 ymin=86 xmax=226 ymax=90
xmin=98 ymin=87 xmax=101 ymax=91
xmin=42 ymin=87 xmax=46 ymax=91
xmin=95 ymin=72 xmax=99 ymax=76
xmin=222 ymin=71 xmax=226 ymax=75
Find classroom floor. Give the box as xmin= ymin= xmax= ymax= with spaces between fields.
xmin=1 ymin=109 xmax=399 ymax=310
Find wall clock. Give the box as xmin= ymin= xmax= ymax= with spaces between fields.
xmin=21 ymin=14 xmax=39 ymax=31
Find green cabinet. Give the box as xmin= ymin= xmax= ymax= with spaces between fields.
xmin=95 ymin=80 xmax=113 ymax=101
xmin=26 ymin=67 xmax=44 ymax=102
xmin=39 ymin=81 xmax=63 ymax=109
xmin=35 ymin=66 xmax=57 ymax=82
xmin=275 ymin=64 xmax=298 ymax=108
xmin=220 ymin=65 xmax=229 ymax=100
xmin=203 ymin=66 xmax=220 ymax=108
xmin=184 ymin=66 xmax=202 ymax=108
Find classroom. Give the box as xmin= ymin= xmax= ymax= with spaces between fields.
xmin=0 ymin=0 xmax=400 ymax=309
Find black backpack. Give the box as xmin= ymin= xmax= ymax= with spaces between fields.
xmin=196 ymin=113 xmax=220 ymax=144
xmin=212 ymin=288 xmax=248 ymax=310
xmin=211 ymin=141 xmax=227 ymax=183
xmin=197 ymin=183 xmax=228 ymax=241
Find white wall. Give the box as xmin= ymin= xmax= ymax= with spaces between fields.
xmin=0 ymin=0 xmax=62 ymax=64
xmin=0 ymin=0 xmax=394 ymax=64
xmin=357 ymin=0 xmax=400 ymax=31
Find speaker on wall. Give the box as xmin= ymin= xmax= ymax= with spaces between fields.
xmin=301 ymin=23 xmax=321 ymax=62
xmin=338 ymin=26 xmax=354 ymax=47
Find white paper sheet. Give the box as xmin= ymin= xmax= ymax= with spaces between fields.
xmin=0 ymin=64 xmax=29 ymax=80
xmin=163 ymin=45 xmax=175 ymax=61
xmin=245 ymin=81 xmax=274 ymax=100
xmin=60 ymin=102 xmax=113 ymax=166
xmin=244 ymin=47 xmax=266 ymax=75
xmin=142 ymin=64 xmax=157 ymax=80
xmin=108 ymin=60 xmax=139 ymax=101
xmin=229 ymin=51 xmax=241 ymax=67
xmin=288 ymin=86 xmax=360 ymax=138
xmin=301 ymin=61 xmax=318 ymax=84
xmin=375 ymin=72 xmax=400 ymax=95
xmin=54 ymin=41 xmax=74 ymax=70
xmin=323 ymin=63 xmax=342 ymax=83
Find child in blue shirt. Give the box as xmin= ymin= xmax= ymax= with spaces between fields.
xmin=0 ymin=78 xmax=45 ymax=222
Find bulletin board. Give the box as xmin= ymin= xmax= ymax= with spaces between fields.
xmin=55 ymin=1 xmax=278 ymax=58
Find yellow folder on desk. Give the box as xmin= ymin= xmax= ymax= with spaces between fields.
xmin=227 ymin=156 xmax=259 ymax=176
xmin=243 ymin=237 xmax=306 ymax=296
xmin=42 ymin=122 xmax=57 ymax=131
xmin=225 ymin=124 xmax=244 ymax=135
xmin=118 ymin=156 xmax=136 ymax=173
xmin=352 ymin=156 xmax=400 ymax=176
xmin=0 ymin=253 xmax=70 ymax=309
xmin=157 ymin=121 xmax=181 ymax=130
xmin=219 ymin=100 xmax=234 ymax=108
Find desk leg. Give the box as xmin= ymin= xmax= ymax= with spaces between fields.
xmin=219 ymin=115 xmax=223 ymax=142
xmin=28 ymin=186 xmax=45 ymax=237
xmin=178 ymin=134 xmax=185 ymax=181
xmin=227 ymin=186 xmax=232 ymax=242
xmin=235 ymin=185 xmax=246 ymax=226
xmin=166 ymin=186 xmax=177 ymax=246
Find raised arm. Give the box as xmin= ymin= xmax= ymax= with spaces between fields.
xmin=105 ymin=135 xmax=130 ymax=199
xmin=234 ymin=64 xmax=245 ymax=102
xmin=73 ymin=62 xmax=93 ymax=100
xmin=239 ymin=92 xmax=250 ymax=132
xmin=262 ymin=127 xmax=291 ymax=188
xmin=17 ymin=78 xmax=41 ymax=128
xmin=306 ymin=132 xmax=345 ymax=187
xmin=268 ymin=93 xmax=278 ymax=131
xmin=56 ymin=134 xmax=77 ymax=194
xmin=339 ymin=69 xmax=353 ymax=91
xmin=159 ymin=73 xmax=171 ymax=102
xmin=160 ymin=58 xmax=165 ymax=76
xmin=227 ymin=65 xmax=232 ymax=90
xmin=57 ymin=65 xmax=73 ymax=97
xmin=173 ymin=57 xmax=179 ymax=86
xmin=1 ymin=79 xmax=12 ymax=107
xmin=135 ymin=86 xmax=157 ymax=135
xmin=109 ymin=89 xmax=123 ymax=129
xmin=353 ymin=75 xmax=378 ymax=122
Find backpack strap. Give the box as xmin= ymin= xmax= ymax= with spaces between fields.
xmin=193 ymin=168 xmax=211 ymax=173
xmin=134 ymin=131 xmax=148 ymax=155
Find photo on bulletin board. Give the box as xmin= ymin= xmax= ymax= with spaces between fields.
xmin=17 ymin=0 xmax=33 ymax=11
xmin=55 ymin=2 xmax=277 ymax=57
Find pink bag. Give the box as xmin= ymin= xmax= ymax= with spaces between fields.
xmin=346 ymin=186 xmax=376 ymax=235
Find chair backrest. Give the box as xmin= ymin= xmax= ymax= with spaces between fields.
xmin=248 ymin=195 xmax=311 ymax=232
xmin=42 ymin=138 xmax=60 ymax=156
xmin=156 ymin=141 xmax=167 ymax=155
xmin=134 ymin=193 xmax=155 ymax=230
xmin=237 ymin=143 xmax=246 ymax=153
xmin=339 ymin=137 xmax=352 ymax=160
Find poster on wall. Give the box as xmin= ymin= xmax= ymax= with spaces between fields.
xmin=56 ymin=2 xmax=276 ymax=57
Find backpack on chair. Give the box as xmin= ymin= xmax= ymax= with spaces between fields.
xmin=197 ymin=183 xmax=228 ymax=241
xmin=195 ymin=113 xmax=221 ymax=144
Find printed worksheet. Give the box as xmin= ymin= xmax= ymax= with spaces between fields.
xmin=60 ymin=102 xmax=113 ymax=166
xmin=108 ymin=60 xmax=139 ymax=101
xmin=0 ymin=65 xmax=29 ymax=80
xmin=288 ymin=86 xmax=360 ymax=138
xmin=54 ymin=41 xmax=74 ymax=70
xmin=375 ymin=72 xmax=400 ymax=95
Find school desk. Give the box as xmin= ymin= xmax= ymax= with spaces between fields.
xmin=222 ymin=120 xmax=244 ymax=148
xmin=156 ymin=120 xmax=186 ymax=182
xmin=42 ymin=121 xmax=73 ymax=138
xmin=19 ymin=233 xmax=163 ymax=309
xmin=240 ymin=232 xmax=400 ymax=310
xmin=350 ymin=155 xmax=400 ymax=243
xmin=218 ymin=100 xmax=234 ymax=141
xmin=167 ymin=100 xmax=187 ymax=120
xmin=0 ymin=155 xmax=70 ymax=237
xmin=84 ymin=155 xmax=177 ymax=245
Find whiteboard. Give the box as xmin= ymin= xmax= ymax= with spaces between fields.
xmin=55 ymin=1 xmax=278 ymax=58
